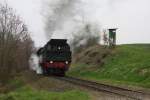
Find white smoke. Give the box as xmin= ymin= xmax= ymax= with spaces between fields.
xmin=43 ymin=0 xmax=82 ymax=39
xmin=43 ymin=0 xmax=102 ymax=47
xmin=29 ymin=54 xmax=43 ymax=74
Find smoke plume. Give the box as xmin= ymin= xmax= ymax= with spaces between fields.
xmin=43 ymin=0 xmax=101 ymax=48
xmin=44 ymin=0 xmax=80 ymax=39
xmin=29 ymin=54 xmax=42 ymax=74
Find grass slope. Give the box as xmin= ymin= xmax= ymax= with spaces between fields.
xmin=68 ymin=44 xmax=150 ymax=88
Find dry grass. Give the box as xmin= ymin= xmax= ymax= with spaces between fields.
xmin=73 ymin=44 xmax=111 ymax=67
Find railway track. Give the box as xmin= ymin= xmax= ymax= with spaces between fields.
xmin=56 ymin=76 xmax=150 ymax=100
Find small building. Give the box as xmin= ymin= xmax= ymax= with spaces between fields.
xmin=108 ymin=28 xmax=118 ymax=47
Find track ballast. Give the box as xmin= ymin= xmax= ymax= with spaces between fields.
xmin=56 ymin=76 xmax=150 ymax=100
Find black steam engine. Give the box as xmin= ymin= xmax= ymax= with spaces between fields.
xmin=37 ymin=39 xmax=72 ymax=76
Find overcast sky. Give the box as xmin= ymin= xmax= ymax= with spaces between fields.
xmin=0 ymin=0 xmax=150 ymax=47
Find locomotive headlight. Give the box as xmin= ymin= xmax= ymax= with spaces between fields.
xmin=58 ymin=47 xmax=61 ymax=50
xmin=65 ymin=61 xmax=69 ymax=64
xmin=50 ymin=61 xmax=53 ymax=64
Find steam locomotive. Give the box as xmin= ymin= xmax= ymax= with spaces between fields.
xmin=37 ymin=39 xmax=72 ymax=76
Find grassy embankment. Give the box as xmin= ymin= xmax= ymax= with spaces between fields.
xmin=68 ymin=44 xmax=150 ymax=88
xmin=0 ymin=87 xmax=88 ymax=100
xmin=0 ymin=73 xmax=90 ymax=100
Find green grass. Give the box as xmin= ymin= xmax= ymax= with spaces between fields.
xmin=0 ymin=86 xmax=90 ymax=100
xmin=0 ymin=75 xmax=90 ymax=100
xmin=68 ymin=44 xmax=150 ymax=88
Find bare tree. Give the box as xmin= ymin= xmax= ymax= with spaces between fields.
xmin=0 ymin=3 xmax=34 ymax=84
xmin=103 ymin=29 xmax=109 ymax=46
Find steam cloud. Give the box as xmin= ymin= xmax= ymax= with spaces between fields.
xmin=29 ymin=54 xmax=42 ymax=74
xmin=44 ymin=0 xmax=81 ymax=39
xmin=43 ymin=0 xmax=101 ymax=46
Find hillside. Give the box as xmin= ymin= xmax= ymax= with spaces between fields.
xmin=68 ymin=44 xmax=150 ymax=89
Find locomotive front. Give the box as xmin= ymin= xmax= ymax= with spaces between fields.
xmin=37 ymin=39 xmax=72 ymax=76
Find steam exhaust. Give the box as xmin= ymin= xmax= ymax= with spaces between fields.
xmin=29 ymin=54 xmax=42 ymax=74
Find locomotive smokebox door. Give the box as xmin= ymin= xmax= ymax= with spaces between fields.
xmin=108 ymin=28 xmax=118 ymax=47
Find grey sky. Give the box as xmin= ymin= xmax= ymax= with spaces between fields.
xmin=0 ymin=0 xmax=150 ymax=46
